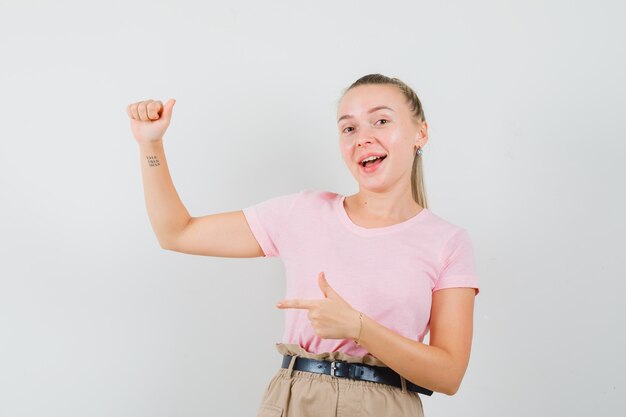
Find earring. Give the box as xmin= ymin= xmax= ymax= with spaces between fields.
xmin=416 ymin=146 xmax=423 ymax=156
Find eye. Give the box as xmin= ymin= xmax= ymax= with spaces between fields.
xmin=342 ymin=126 xmax=354 ymax=134
xmin=376 ymin=119 xmax=389 ymax=125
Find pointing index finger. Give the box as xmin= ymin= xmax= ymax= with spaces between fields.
xmin=277 ymin=299 xmax=315 ymax=309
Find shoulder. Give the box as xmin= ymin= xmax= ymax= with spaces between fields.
xmin=295 ymin=189 xmax=341 ymax=207
xmin=421 ymin=209 xmax=474 ymax=258
xmin=423 ymin=208 xmax=468 ymax=237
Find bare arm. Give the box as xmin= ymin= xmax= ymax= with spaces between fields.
xmin=165 ymin=210 xmax=265 ymax=258
xmin=350 ymin=287 xmax=476 ymax=395
xmin=138 ymin=139 xmax=263 ymax=258
xmin=130 ymin=99 xmax=264 ymax=258
xmin=138 ymin=139 xmax=190 ymax=248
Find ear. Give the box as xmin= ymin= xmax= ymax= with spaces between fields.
xmin=415 ymin=121 xmax=428 ymax=148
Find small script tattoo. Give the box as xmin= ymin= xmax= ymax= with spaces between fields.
xmin=146 ymin=155 xmax=161 ymax=167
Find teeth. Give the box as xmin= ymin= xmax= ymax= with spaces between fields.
xmin=361 ymin=155 xmax=384 ymax=166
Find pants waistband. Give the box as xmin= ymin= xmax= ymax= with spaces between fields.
xmin=281 ymin=354 xmax=433 ymax=396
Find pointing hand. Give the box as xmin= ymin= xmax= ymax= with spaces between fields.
xmin=276 ymin=272 xmax=360 ymax=341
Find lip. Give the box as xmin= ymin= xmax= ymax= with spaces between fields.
xmin=357 ymin=152 xmax=388 ymax=165
xmin=359 ymin=154 xmax=386 ymax=174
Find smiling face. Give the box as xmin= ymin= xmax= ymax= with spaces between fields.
xmin=337 ymin=84 xmax=428 ymax=193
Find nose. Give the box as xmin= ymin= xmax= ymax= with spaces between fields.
xmin=356 ymin=129 xmax=375 ymax=148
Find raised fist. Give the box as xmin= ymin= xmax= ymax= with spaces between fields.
xmin=126 ymin=98 xmax=176 ymax=144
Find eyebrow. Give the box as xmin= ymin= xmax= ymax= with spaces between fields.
xmin=337 ymin=105 xmax=395 ymax=124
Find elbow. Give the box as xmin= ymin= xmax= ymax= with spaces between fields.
xmin=444 ymin=383 xmax=460 ymax=396
xmin=438 ymin=382 xmax=458 ymax=396
xmin=418 ymin=375 xmax=460 ymax=396
xmin=442 ymin=375 xmax=463 ymax=396
xmin=439 ymin=352 xmax=469 ymax=396
xmin=434 ymin=366 xmax=463 ymax=396
xmin=158 ymin=239 xmax=175 ymax=251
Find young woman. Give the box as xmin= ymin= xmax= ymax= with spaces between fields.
xmin=127 ymin=73 xmax=480 ymax=417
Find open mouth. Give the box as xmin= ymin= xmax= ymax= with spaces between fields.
xmin=360 ymin=155 xmax=387 ymax=168
xmin=359 ymin=155 xmax=387 ymax=172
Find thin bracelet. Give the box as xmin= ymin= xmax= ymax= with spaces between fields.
xmin=354 ymin=311 xmax=363 ymax=345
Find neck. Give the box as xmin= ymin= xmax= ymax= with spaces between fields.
xmin=350 ymin=184 xmax=422 ymax=220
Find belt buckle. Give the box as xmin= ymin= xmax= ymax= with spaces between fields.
xmin=330 ymin=360 xmax=347 ymax=377
xmin=330 ymin=360 xmax=338 ymax=377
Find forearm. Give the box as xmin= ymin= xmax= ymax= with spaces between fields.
xmin=354 ymin=313 xmax=460 ymax=395
xmin=139 ymin=140 xmax=190 ymax=247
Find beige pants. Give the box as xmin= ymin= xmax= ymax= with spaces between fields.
xmin=256 ymin=343 xmax=425 ymax=417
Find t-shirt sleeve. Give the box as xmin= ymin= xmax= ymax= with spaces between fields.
xmin=241 ymin=191 xmax=302 ymax=258
xmin=433 ymin=228 xmax=480 ymax=295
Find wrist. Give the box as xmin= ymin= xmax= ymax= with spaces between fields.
xmin=353 ymin=310 xmax=363 ymax=344
xmin=138 ymin=139 xmax=164 ymax=152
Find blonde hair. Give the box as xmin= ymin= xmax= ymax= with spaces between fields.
xmin=338 ymin=73 xmax=428 ymax=209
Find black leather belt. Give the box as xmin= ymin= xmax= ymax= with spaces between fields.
xmin=281 ymin=354 xmax=433 ymax=396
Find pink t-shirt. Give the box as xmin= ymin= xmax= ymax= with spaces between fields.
xmin=242 ymin=189 xmax=480 ymax=356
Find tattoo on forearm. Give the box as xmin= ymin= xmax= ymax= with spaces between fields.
xmin=146 ymin=155 xmax=161 ymax=167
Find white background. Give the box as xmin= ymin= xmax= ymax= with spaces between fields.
xmin=1 ymin=0 xmax=624 ymax=416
